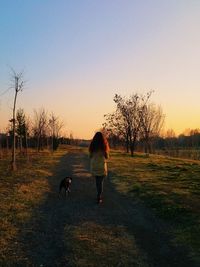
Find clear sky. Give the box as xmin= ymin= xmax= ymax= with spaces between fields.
xmin=0 ymin=0 xmax=200 ymax=139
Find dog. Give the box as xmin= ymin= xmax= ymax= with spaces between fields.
xmin=59 ymin=177 xmax=72 ymax=197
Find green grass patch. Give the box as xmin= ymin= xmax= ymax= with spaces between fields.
xmin=108 ymin=149 xmax=200 ymax=264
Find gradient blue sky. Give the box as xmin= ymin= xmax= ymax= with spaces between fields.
xmin=0 ymin=0 xmax=200 ymax=139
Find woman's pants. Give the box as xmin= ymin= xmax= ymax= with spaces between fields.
xmin=95 ymin=176 xmax=104 ymax=199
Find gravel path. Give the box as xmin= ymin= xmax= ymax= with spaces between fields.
xmin=17 ymin=148 xmax=196 ymax=267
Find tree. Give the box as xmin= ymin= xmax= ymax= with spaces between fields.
xmin=0 ymin=133 xmax=2 ymax=159
xmin=115 ymin=92 xmax=153 ymax=156
xmin=165 ymin=129 xmax=177 ymax=150
xmin=140 ymin=103 xmax=165 ymax=155
xmin=103 ymin=109 xmax=130 ymax=152
xmin=103 ymin=92 xmax=153 ymax=156
xmin=32 ymin=108 xmax=48 ymax=151
xmin=48 ymin=113 xmax=64 ymax=151
xmin=10 ymin=70 xmax=24 ymax=170
xmin=16 ymin=108 xmax=26 ymax=152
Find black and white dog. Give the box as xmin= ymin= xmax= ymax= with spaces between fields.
xmin=59 ymin=177 xmax=72 ymax=197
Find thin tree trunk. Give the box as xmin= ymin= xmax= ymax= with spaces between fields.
xmin=25 ymin=130 xmax=28 ymax=159
xmin=19 ymin=136 xmax=22 ymax=153
xmin=6 ymin=134 xmax=9 ymax=153
xmin=11 ymin=84 xmax=18 ymax=171
xmin=126 ymin=134 xmax=129 ymax=153
xmin=0 ymin=134 xmax=2 ymax=159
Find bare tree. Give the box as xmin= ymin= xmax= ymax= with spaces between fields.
xmin=0 ymin=132 xmax=2 ymax=159
xmin=103 ymin=109 xmax=130 ymax=152
xmin=164 ymin=129 xmax=177 ymax=151
xmin=189 ymin=129 xmax=200 ymax=148
xmin=115 ymin=94 xmax=141 ymax=156
xmin=103 ymin=92 xmax=153 ymax=156
xmin=16 ymin=108 xmax=30 ymax=156
xmin=32 ymin=108 xmax=48 ymax=151
xmin=140 ymin=104 xmax=165 ymax=155
xmin=114 ymin=92 xmax=153 ymax=156
xmin=16 ymin=108 xmax=25 ymax=153
xmin=48 ymin=112 xmax=64 ymax=151
xmin=10 ymin=70 xmax=24 ymax=170
xmin=24 ymin=116 xmax=31 ymax=156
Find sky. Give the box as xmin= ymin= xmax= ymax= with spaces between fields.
xmin=0 ymin=0 xmax=200 ymax=139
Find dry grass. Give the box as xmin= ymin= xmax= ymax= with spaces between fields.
xmin=1 ymin=146 xmax=147 ymax=266
xmin=1 ymin=146 xmax=199 ymax=266
xmin=0 ymin=147 xmax=68 ymax=265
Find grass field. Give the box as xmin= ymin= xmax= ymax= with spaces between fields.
xmin=0 ymin=148 xmax=68 ymax=265
xmin=109 ymin=150 xmax=200 ymax=263
xmin=0 ymin=146 xmax=199 ymax=266
xmin=0 ymin=147 xmax=148 ymax=267
xmin=156 ymin=148 xmax=200 ymax=161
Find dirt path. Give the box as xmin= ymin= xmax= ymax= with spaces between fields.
xmin=17 ymin=148 xmax=196 ymax=267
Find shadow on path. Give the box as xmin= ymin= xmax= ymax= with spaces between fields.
xmin=17 ymin=148 xmax=196 ymax=267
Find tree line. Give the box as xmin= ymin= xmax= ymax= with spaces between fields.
xmin=153 ymin=129 xmax=200 ymax=160
xmin=1 ymin=69 xmax=199 ymax=168
xmin=0 ymin=70 xmax=68 ymax=170
xmin=0 ymin=108 xmax=64 ymax=152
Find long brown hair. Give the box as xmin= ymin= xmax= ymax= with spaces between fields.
xmin=89 ymin=132 xmax=109 ymax=153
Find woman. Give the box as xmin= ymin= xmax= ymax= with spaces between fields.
xmin=89 ymin=132 xmax=109 ymax=204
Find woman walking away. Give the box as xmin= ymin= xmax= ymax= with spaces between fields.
xmin=89 ymin=132 xmax=109 ymax=204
